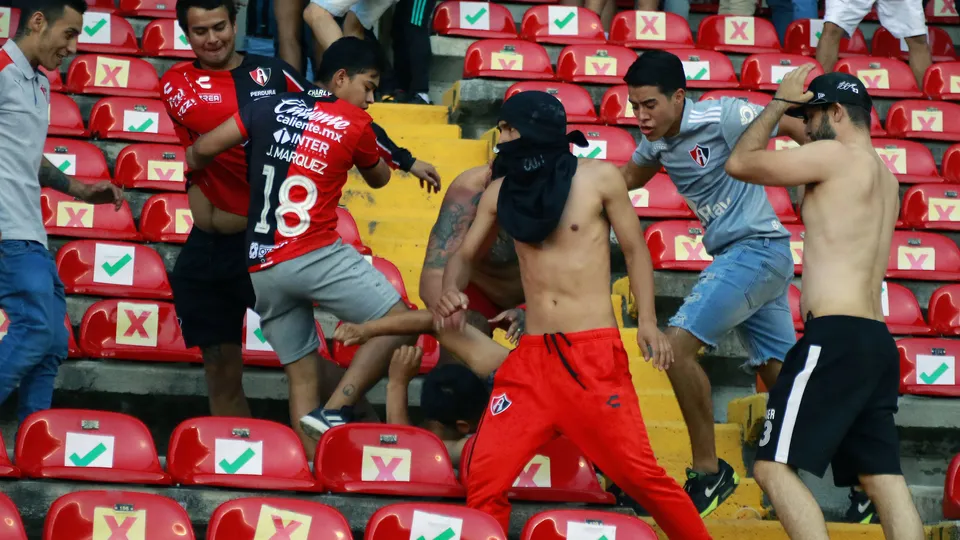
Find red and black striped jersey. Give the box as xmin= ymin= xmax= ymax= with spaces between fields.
xmin=160 ymin=54 xmax=308 ymax=216
xmin=234 ymin=89 xmax=380 ymax=272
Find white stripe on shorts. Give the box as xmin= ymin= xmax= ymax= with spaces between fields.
xmin=774 ymin=344 xmax=822 ymax=464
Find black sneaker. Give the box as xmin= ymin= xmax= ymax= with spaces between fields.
xmin=844 ymin=488 xmax=880 ymax=524
xmin=683 ymin=459 xmax=740 ymax=517
xmin=300 ymin=405 xmax=353 ymax=440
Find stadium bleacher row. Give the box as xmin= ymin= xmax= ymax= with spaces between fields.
xmin=2 ymin=0 xmax=960 ymax=537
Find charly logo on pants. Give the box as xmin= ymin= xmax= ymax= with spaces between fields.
xmin=490 ymin=393 xmax=512 ymax=415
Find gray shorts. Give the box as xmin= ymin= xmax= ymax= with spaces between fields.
xmin=249 ymin=239 xmax=402 ymax=365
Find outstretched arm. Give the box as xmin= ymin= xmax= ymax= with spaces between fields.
xmin=39 ymin=158 xmax=124 ymax=209
xmin=186 ymin=116 xmax=246 ymax=171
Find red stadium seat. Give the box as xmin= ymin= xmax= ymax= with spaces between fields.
xmin=79 ymin=299 xmax=201 ymax=362
xmin=0 ymin=7 xmax=21 ymax=47
xmin=521 ymin=509 xmax=658 ymax=540
xmin=40 ymin=65 xmax=63 ymax=92
xmin=928 ymin=0 xmax=960 ymax=23
xmin=86 ymin=0 xmax=118 ymax=13
xmin=88 ymin=97 xmax=179 ymax=144
xmin=76 ymin=12 xmax=138 ymax=55
xmin=783 ymin=18 xmax=867 ymax=57
xmin=696 ymin=15 xmax=781 ymax=54
xmin=332 ymin=320 xmax=440 ymax=374
xmin=766 ymin=136 xmax=798 ymax=150
xmin=897 ymin=338 xmax=960 ymax=397
xmin=789 ymin=284 xmax=803 ymax=330
xmin=872 ymin=139 xmax=944 ymax=184
xmin=609 ymin=10 xmax=694 ymax=49
xmin=556 ymin=44 xmax=635 ymax=85
xmin=0 ymin=494 xmax=26 ymax=540
xmin=835 ymin=57 xmax=922 ymax=98
xmin=241 ymin=308 xmax=331 ymax=368
xmin=667 ymin=48 xmax=739 ymax=89
xmin=902 ymin=184 xmax=960 ymax=230
xmin=48 ymin=92 xmax=87 ymax=137
xmin=521 ymin=6 xmax=605 ymax=45
xmin=0 ymin=434 xmax=20 ymax=478
xmin=644 ymin=220 xmax=714 ymax=271
xmin=66 ymin=54 xmax=161 ymax=98
xmin=43 ymin=138 xmax=111 ymax=184
xmin=369 ymin=255 xmax=410 ymax=300
xmin=463 ymin=39 xmax=555 ymax=80
xmin=785 ymin=224 xmax=805 ymax=275
xmin=506 ymin=82 xmax=599 ymax=124
xmin=880 ymin=281 xmax=933 ymax=335
xmin=15 ymin=409 xmax=170 ymax=484
xmin=943 ymin=144 xmax=960 ymax=183
xmin=887 ymin=231 xmax=960 ymax=281
xmin=599 ymin=85 xmax=637 ymax=126
xmin=114 ymin=144 xmax=187 ymax=191
xmin=433 ymin=1 xmax=517 ymax=39
xmin=630 ymin=173 xmax=694 ymax=218
xmin=947 ymin=453 xmax=960 ymax=519
xmin=460 ymin=436 xmax=615 ymax=504
xmin=41 ymin=189 xmax=140 ymax=241
xmin=168 ymin=417 xmax=317 ymax=491
xmin=44 ymin=491 xmax=193 ymax=540
xmin=315 ymin=424 xmax=464 ymax=497
xmin=766 ymin=186 xmax=799 ymax=224
xmin=140 ymin=19 xmax=196 ymax=58
xmin=140 ymin=193 xmax=193 ymax=243
xmin=923 ymin=62 xmax=960 ymax=101
xmin=335 ymin=206 xmax=373 ymax=255
xmin=871 ymin=107 xmax=887 ymax=137
xmin=885 ymin=100 xmax=960 ymax=142
xmin=208 ymin=497 xmax=351 ymax=540
xmin=872 ymin=26 xmax=957 ymax=63
xmin=928 ymin=284 xmax=960 ymax=335
xmin=67 ymin=315 xmax=81 ymax=358
xmin=739 ymin=53 xmax=822 ymax=91
xmin=699 ymin=89 xmax=771 ymax=106
xmin=365 ymin=503 xmax=506 ymax=540
xmin=567 ymin=124 xmax=635 ymax=165
xmin=56 ymin=240 xmax=172 ymax=300
xmin=118 ymin=0 xmax=177 ymax=17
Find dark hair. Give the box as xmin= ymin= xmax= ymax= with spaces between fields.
xmin=623 ymin=49 xmax=686 ymax=96
xmin=844 ymin=104 xmax=871 ymax=129
xmin=175 ymin=0 xmax=237 ymax=33
xmin=419 ymin=364 xmax=490 ymax=428
xmin=14 ymin=0 xmax=87 ymax=37
xmin=315 ymin=36 xmax=386 ymax=85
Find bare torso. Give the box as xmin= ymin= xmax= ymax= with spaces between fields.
xmin=490 ymin=160 xmax=618 ymax=335
xmin=798 ymin=143 xmax=899 ymax=321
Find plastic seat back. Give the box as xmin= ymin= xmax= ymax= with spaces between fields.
xmin=669 ymin=48 xmax=739 ymax=89
xmin=118 ymin=0 xmax=177 ymax=18
xmin=0 ymin=494 xmax=26 ymax=540
xmin=139 ymin=193 xmax=194 ymax=243
xmin=902 ymin=184 xmax=960 ymax=230
xmin=897 ymin=338 xmax=960 ymax=397
xmin=644 ymin=220 xmax=714 ymax=271
xmin=43 ymin=138 xmax=111 ymax=184
xmin=609 ymin=10 xmax=694 ymax=49
xmin=56 ymin=240 xmax=172 ymax=300
xmin=928 ymin=284 xmax=960 ymax=335
xmin=835 ymin=56 xmax=922 ymax=98
xmin=43 ymin=490 xmax=193 ymax=540
xmin=783 ymin=18 xmax=867 ymax=57
xmin=140 ymin=19 xmax=196 ymax=58
xmin=568 ymin=124 xmax=636 ymax=165
xmin=463 ymin=39 xmax=555 ymax=80
xmin=365 ymin=503 xmax=506 ymax=540
xmin=872 ymin=26 xmax=956 ymax=63
xmin=873 ymin=138 xmax=943 ymax=184
xmin=739 ymin=53 xmax=822 ymax=91
xmin=887 ymin=230 xmax=960 ymax=281
xmin=79 ymin=299 xmax=202 ymax=362
xmin=556 ymin=44 xmax=636 ymax=85
xmin=41 ymin=189 xmax=140 ymax=241
xmin=521 ymin=5 xmax=605 ymax=45
xmin=599 ymin=85 xmax=636 ymax=126
xmin=0 ymin=7 xmax=21 ymax=47
xmin=76 ymin=12 xmax=139 ymax=55
xmin=208 ymin=497 xmax=352 ymax=540
xmin=89 ymin=97 xmax=179 ymax=143
xmin=66 ymin=54 xmax=161 ymax=98
xmin=114 ymin=143 xmax=187 ymax=191
xmin=885 ymin=99 xmax=960 ymax=142
xmin=696 ymin=15 xmax=781 ymax=54
xmin=48 ymin=92 xmax=87 ymax=137
xmin=506 ymin=81 xmax=599 ymax=124
xmin=521 ymin=509 xmax=658 ymax=540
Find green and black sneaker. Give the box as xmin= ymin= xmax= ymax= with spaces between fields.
xmin=683 ymin=459 xmax=740 ymax=518
xmin=845 ymin=487 xmax=880 ymax=524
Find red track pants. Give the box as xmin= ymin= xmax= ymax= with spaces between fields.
xmin=464 ymin=328 xmax=711 ymax=539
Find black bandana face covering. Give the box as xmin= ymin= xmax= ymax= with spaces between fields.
xmin=493 ymin=137 xmax=579 ymax=245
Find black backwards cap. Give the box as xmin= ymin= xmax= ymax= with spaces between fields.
xmin=419 ymin=364 xmax=490 ymax=427
xmin=783 ymin=72 xmax=873 ymax=118
xmin=496 ymin=91 xmax=589 ymax=148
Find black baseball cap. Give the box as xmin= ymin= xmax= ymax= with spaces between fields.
xmin=498 ymin=90 xmax=589 ymax=147
xmin=419 ymin=364 xmax=490 ymax=427
xmin=784 ymin=72 xmax=873 ymax=118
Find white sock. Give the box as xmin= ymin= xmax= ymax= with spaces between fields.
xmin=418 ymin=92 xmax=431 ymax=103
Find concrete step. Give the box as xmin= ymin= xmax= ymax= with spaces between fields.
xmin=643 ymin=518 xmax=890 ymax=540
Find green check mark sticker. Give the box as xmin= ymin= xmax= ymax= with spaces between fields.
xmin=416 ymin=528 xmax=456 ymax=540
xmin=69 ymin=442 xmax=107 ymax=467
xmin=464 ymin=7 xmax=486 ymax=25
xmin=83 ymin=18 xmax=106 ymax=37
xmin=56 ymin=160 xmax=71 ymax=172
xmin=219 ymin=447 xmax=256 ymax=474
xmin=253 ymin=328 xmax=267 ymax=343
xmin=815 ymin=31 xmax=822 ymax=40
xmin=581 ymin=147 xmax=602 ymax=159
xmin=689 ymin=67 xmax=708 ymax=80
xmin=554 ymin=11 xmax=575 ymax=29
xmin=101 ymin=254 xmax=132 ymax=277
xmin=179 ymin=34 xmax=188 ymax=45
xmin=128 ymin=118 xmax=154 ymax=132
xmin=920 ymin=362 xmax=950 ymax=384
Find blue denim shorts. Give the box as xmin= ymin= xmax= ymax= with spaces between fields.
xmin=668 ymin=237 xmax=795 ymax=369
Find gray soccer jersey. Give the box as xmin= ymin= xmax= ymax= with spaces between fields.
xmin=632 ymin=97 xmax=789 ymax=255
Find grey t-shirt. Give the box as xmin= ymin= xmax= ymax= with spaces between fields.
xmin=0 ymin=40 xmax=51 ymax=247
xmin=632 ymin=97 xmax=789 ymax=255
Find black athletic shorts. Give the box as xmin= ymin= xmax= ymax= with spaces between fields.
xmin=169 ymin=227 xmax=256 ymax=350
xmin=754 ymin=315 xmax=902 ymax=487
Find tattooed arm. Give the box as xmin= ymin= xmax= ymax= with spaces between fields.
xmin=40 ymin=158 xmax=124 ymax=209
xmin=419 ymin=166 xmax=488 ymax=310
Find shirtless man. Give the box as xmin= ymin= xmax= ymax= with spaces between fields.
xmin=432 ymin=90 xmax=709 ymax=538
xmin=420 ymin=165 xmax=525 ymax=341
xmin=726 ymin=65 xmax=924 ymax=540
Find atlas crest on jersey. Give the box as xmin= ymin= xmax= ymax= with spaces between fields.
xmin=490 ymin=393 xmax=512 ymax=416
xmin=250 ymin=67 xmax=272 ymax=87
xmin=689 ymin=144 xmax=710 ymax=168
